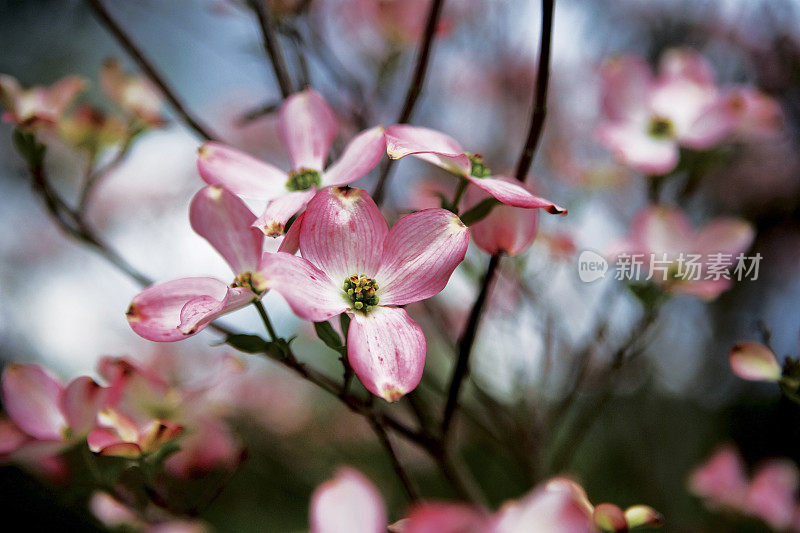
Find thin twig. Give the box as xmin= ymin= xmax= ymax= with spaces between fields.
xmin=78 ymin=132 xmax=135 ymax=215
xmin=371 ymin=0 xmax=446 ymax=205
xmin=248 ymin=0 xmax=294 ymax=98
xmin=368 ymin=413 xmax=420 ymax=503
xmin=85 ymin=0 xmax=220 ymax=141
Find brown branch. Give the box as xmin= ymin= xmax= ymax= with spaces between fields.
xmin=248 ymin=0 xmax=294 ymax=98
xmin=368 ymin=413 xmax=420 ymax=503
xmin=85 ymin=0 xmax=220 ymax=141
xmin=371 ymin=0 xmax=446 ymax=205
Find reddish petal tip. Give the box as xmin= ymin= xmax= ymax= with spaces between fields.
xmin=380 ymin=387 xmax=406 ymax=403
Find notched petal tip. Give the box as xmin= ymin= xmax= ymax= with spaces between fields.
xmin=380 ymin=386 xmax=406 ymax=403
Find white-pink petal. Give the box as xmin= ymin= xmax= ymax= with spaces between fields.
xmin=730 ymin=342 xmax=781 ymax=382
xmin=257 ymin=252 xmax=346 ymax=322
xmin=347 ymin=306 xmax=426 ymax=402
xmin=279 ymin=89 xmax=338 ymax=171
xmin=322 ymin=126 xmax=386 ymax=187
xmin=600 ymin=55 xmax=653 ymax=122
xmin=468 ymin=187 xmax=540 ymax=256
xmin=190 ymin=186 xmax=263 ymax=274
xmin=466 ymin=176 xmax=567 ymax=214
xmin=61 ymin=377 xmax=107 ymax=438
xmin=694 ymin=218 xmax=754 ymax=259
xmin=197 ymin=142 xmax=288 ymax=200
xmin=1 ymin=364 xmax=66 ymax=441
xmin=377 ymin=209 xmax=469 ymax=306
xmin=253 ymin=188 xmax=317 ymax=237
xmin=597 ymin=122 xmax=680 ymax=176
xmin=300 ymin=187 xmax=388 ymax=282
xmin=384 ymin=124 xmax=471 ymax=176
xmin=127 ymin=277 xmax=253 ymax=342
xmin=310 ymin=467 xmax=387 ymax=533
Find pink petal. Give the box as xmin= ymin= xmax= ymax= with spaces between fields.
xmin=299 ymin=187 xmax=388 ymax=281
xmin=384 ymin=124 xmax=471 ymax=176
xmin=747 ymin=460 xmax=799 ymax=530
xmin=276 ymin=212 xmax=304 ymax=255
xmin=127 ymin=278 xmax=253 ymax=342
xmin=253 ymin=188 xmax=317 ymax=237
xmin=669 ymin=278 xmax=732 ymax=301
xmin=400 ymin=503 xmax=492 ymax=533
xmin=257 ymin=252 xmax=346 ymax=322
xmin=376 ymin=209 xmax=469 ymax=306
xmin=628 ymin=205 xmax=694 ymax=258
xmin=322 ymin=126 xmax=386 ymax=186
xmin=468 ymin=186 xmax=540 ymax=256
xmin=197 ymin=142 xmax=288 ymax=199
xmin=279 ymin=89 xmax=338 ymax=171
xmin=97 ymin=442 xmax=143 ymax=458
xmin=600 ymin=55 xmax=653 ymax=122
xmin=724 ymin=86 xmax=783 ymax=138
xmin=61 ymin=377 xmax=107 ymax=438
xmin=347 ymin=307 xmax=426 ymax=401
xmin=658 ymin=48 xmax=715 ymax=87
xmin=0 ymin=419 xmax=29 ymax=454
xmin=495 ymin=478 xmax=595 ymax=533
xmin=1 ymin=364 xmax=66 ymax=441
xmin=694 ymin=218 xmax=754 ymax=258
xmin=730 ymin=342 xmax=781 ymax=382
xmin=89 ymin=492 xmax=140 ymax=529
xmin=310 ymin=467 xmax=386 ymax=533
xmin=87 ymin=428 xmax=123 ymax=453
xmin=689 ymin=446 xmax=749 ymax=509
xmin=190 ymin=186 xmax=263 ymax=274
xmin=680 ymin=100 xmax=736 ymax=150
xmin=178 ymin=286 xmax=254 ymax=335
xmin=466 ymin=175 xmax=567 ymax=214
xmin=597 ymin=122 xmax=680 ymax=175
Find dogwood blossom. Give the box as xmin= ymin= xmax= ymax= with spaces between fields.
xmin=258 ymin=186 xmax=469 ymax=401
xmin=197 ymin=89 xmax=386 ymax=236
xmin=0 ymin=74 xmax=85 ymax=127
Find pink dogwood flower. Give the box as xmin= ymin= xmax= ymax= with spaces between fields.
xmin=258 ymin=186 xmax=469 ymax=401
xmin=690 ymin=446 xmax=800 ymax=532
xmin=384 ymin=124 xmax=567 ymax=215
xmin=0 ymin=364 xmax=106 ymax=455
xmin=0 ymin=74 xmax=86 ymax=128
xmin=197 ymin=89 xmax=386 ymax=236
xmin=126 ymin=185 xmax=295 ymax=341
xmin=100 ymin=58 xmax=165 ymax=127
xmin=597 ymin=48 xmax=734 ymax=175
xmin=611 ymin=205 xmax=754 ymax=300
xmin=309 ymin=468 xmax=660 ymax=533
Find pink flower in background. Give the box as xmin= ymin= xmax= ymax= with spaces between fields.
xmin=0 ymin=364 xmax=106 ymax=456
xmin=690 ymin=446 xmax=800 ymax=532
xmin=597 ymin=48 xmax=734 ymax=175
xmin=100 ymin=58 xmax=165 ymax=127
xmin=127 ymin=185 xmax=294 ymax=341
xmin=730 ymin=342 xmax=782 ymax=382
xmin=722 ymin=86 xmax=783 ymax=139
xmin=0 ymin=74 xmax=85 ymax=127
xmin=258 ymin=186 xmax=469 ymax=401
xmin=309 ymin=468 xmax=660 ymax=533
xmin=385 ymin=124 xmax=567 ymax=214
xmin=88 ymin=410 xmax=183 ymax=458
xmin=466 ymin=186 xmax=540 ymax=256
xmin=197 ymin=89 xmax=386 ymax=236
xmin=611 ymin=205 xmax=754 ymax=300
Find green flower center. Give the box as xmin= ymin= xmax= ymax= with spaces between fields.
xmin=647 ymin=116 xmax=674 ymax=139
xmin=286 ymin=168 xmax=321 ymax=191
xmin=344 ymin=274 xmax=379 ymax=313
xmin=466 ymin=152 xmax=491 ymax=178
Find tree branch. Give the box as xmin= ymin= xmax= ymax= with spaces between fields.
xmin=248 ymin=0 xmax=294 ymax=98
xmin=371 ymin=0 xmax=446 ymax=205
xmin=85 ymin=0 xmax=220 ymax=142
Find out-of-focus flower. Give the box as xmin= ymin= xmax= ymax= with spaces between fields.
xmin=88 ymin=410 xmax=182 ymax=458
xmin=722 ymin=86 xmax=783 ymax=140
xmin=197 ymin=89 xmax=386 ymax=236
xmin=611 ymin=205 xmax=754 ymax=300
xmin=57 ymin=104 xmax=128 ymax=157
xmin=384 ymin=124 xmax=566 ymax=214
xmin=730 ymin=342 xmax=782 ymax=382
xmin=597 ymin=49 xmax=734 ymax=175
xmin=342 ymin=0 xmax=452 ymax=46
xmin=0 ymin=364 xmax=106 ymax=456
xmin=690 ymin=446 xmax=800 ymax=532
xmin=259 ymin=186 xmax=469 ymax=401
xmin=101 ymin=58 xmax=165 ymax=127
xmin=466 ymin=186 xmax=539 ymax=256
xmin=0 ymin=74 xmax=85 ymax=128
xmin=90 ymin=491 xmax=210 ymax=533
xmin=310 ymin=468 xmax=660 ymax=533
xmin=126 ymin=185 xmax=292 ymax=341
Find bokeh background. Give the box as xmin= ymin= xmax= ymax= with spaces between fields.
xmin=2 ymin=0 xmax=800 ymax=530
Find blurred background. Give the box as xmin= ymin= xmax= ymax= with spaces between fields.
xmin=1 ymin=0 xmax=800 ymax=530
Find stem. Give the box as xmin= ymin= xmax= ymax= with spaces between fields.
xmin=253 ymin=300 xmax=278 ymax=341
xmin=248 ymin=0 xmax=294 ymax=98
xmin=85 ymin=0 xmax=220 ymax=142
xmin=441 ymin=252 xmax=502 ymax=438
xmin=513 ymin=0 xmax=555 ymax=182
xmin=449 ymin=178 xmax=468 ymax=213
xmin=368 ymin=414 xmax=420 ymax=503
xmin=371 ymin=0 xmax=446 ymax=205
xmin=78 ymin=131 xmax=135 ymax=215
